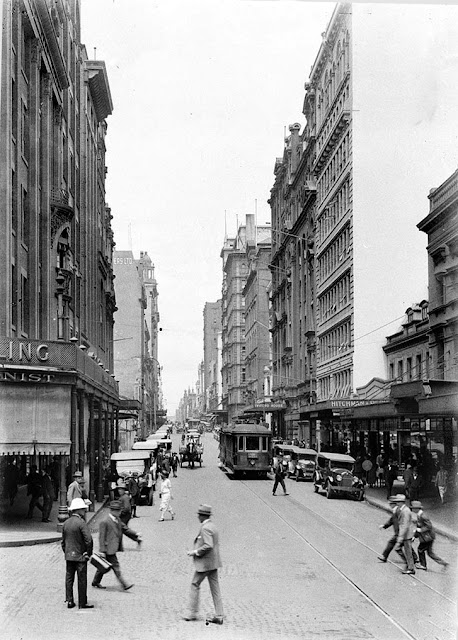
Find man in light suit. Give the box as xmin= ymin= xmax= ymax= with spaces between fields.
xmin=91 ymin=500 xmax=140 ymax=591
xmin=184 ymin=504 xmax=224 ymax=624
xmin=394 ymin=495 xmax=416 ymax=574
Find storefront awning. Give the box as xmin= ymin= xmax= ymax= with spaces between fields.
xmin=0 ymin=385 xmax=71 ymax=456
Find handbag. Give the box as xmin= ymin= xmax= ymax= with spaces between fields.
xmin=90 ymin=552 xmax=113 ymax=574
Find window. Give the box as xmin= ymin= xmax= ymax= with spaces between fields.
xmin=397 ymin=360 xmax=403 ymax=381
xmin=416 ymin=354 xmax=422 ymax=380
xmin=21 ymin=186 xmax=29 ymax=245
xmin=238 ymin=436 xmax=244 ymax=451
xmin=245 ymin=436 xmax=260 ymax=451
xmin=406 ymin=357 xmax=412 ymax=381
xmin=20 ymin=273 xmax=29 ymax=336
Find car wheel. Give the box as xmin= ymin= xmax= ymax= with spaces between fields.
xmin=326 ymin=483 xmax=333 ymax=499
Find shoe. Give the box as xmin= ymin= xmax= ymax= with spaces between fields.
xmin=272 ymin=493 xmax=276 ymax=496
xmin=442 ymin=563 xmax=449 ymax=572
xmin=123 ymin=584 xmax=134 ymax=591
xmin=41 ymin=518 xmax=51 ymax=523
xmin=67 ymin=601 xmax=76 ymax=609
xmin=183 ymin=615 xmax=198 ymax=621
xmin=415 ymin=564 xmax=427 ymax=571
xmin=377 ymin=556 xmax=387 ymax=563
xmin=402 ymin=570 xmax=415 ymax=575
xmin=171 ymin=513 xmax=175 ymax=520
xmin=79 ymin=604 xmax=94 ymax=609
xmin=92 ymin=583 xmax=106 ymax=589
xmin=284 ymin=493 xmax=289 ymax=496
xmin=158 ymin=518 xmax=164 ymax=522
xmin=137 ymin=538 xmax=142 ymax=547
xmin=207 ymin=617 xmax=224 ymax=625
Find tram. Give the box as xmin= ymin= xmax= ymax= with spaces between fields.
xmin=219 ymin=420 xmax=272 ymax=478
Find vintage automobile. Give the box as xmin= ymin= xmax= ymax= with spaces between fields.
xmin=313 ymin=452 xmax=365 ymax=500
xmin=110 ymin=451 xmax=154 ymax=505
xmin=291 ymin=446 xmax=317 ymax=481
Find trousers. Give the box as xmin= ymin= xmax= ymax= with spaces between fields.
xmin=272 ymin=476 xmax=286 ymax=494
xmin=382 ymin=535 xmax=419 ymax=563
xmin=65 ymin=560 xmax=88 ymax=606
xmin=418 ymin=540 xmax=447 ymax=568
xmin=188 ymin=569 xmax=224 ymax=618
xmin=92 ymin=553 xmax=128 ymax=588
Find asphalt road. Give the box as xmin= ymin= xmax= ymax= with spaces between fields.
xmin=1 ymin=432 xmax=456 ymax=640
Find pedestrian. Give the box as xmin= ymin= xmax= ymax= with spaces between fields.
xmin=393 ymin=494 xmax=416 ymax=575
xmin=171 ymin=452 xmax=179 ymax=478
xmin=272 ymin=459 xmax=288 ymax=496
xmin=126 ymin=473 xmax=139 ymax=518
xmin=411 ymin=501 xmax=448 ymax=572
xmin=158 ymin=471 xmax=174 ymax=521
xmin=403 ymin=463 xmax=413 ymax=499
xmin=377 ymin=494 xmax=419 ymax=564
xmin=4 ymin=459 xmax=20 ymax=506
xmin=66 ymin=471 xmax=88 ymax=507
xmin=408 ymin=467 xmax=422 ymax=501
xmin=91 ymin=499 xmax=140 ymax=591
xmin=435 ymin=466 xmax=448 ymax=504
xmin=62 ymin=497 xmax=94 ymax=609
xmin=26 ymin=464 xmax=43 ymax=519
xmin=184 ymin=504 xmax=224 ymax=624
xmin=116 ymin=481 xmax=132 ymax=525
xmin=384 ymin=459 xmax=398 ymax=499
xmin=41 ymin=467 xmax=55 ymax=523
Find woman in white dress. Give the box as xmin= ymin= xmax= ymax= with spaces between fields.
xmin=159 ymin=471 xmax=175 ymax=521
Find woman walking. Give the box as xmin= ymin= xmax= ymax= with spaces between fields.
xmin=159 ymin=471 xmax=175 ymax=521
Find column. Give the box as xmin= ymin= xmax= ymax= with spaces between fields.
xmin=88 ymin=394 xmax=95 ymax=510
xmin=96 ymin=401 xmax=104 ymax=502
xmin=78 ymin=389 xmax=85 ymax=472
xmin=57 ymin=453 xmax=69 ymax=531
xmin=70 ymin=387 xmax=77 ymax=475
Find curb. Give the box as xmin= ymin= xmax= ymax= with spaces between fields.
xmin=0 ymin=499 xmax=108 ymax=548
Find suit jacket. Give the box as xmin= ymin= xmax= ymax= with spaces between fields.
xmin=193 ymin=518 xmax=222 ymax=572
xmin=397 ymin=504 xmax=414 ymax=542
xmin=67 ymin=481 xmax=83 ymax=505
xmin=98 ymin=513 xmax=124 ymax=555
xmin=415 ymin=510 xmax=435 ymax=542
xmin=382 ymin=506 xmax=400 ymax=534
xmin=62 ymin=513 xmax=93 ymax=561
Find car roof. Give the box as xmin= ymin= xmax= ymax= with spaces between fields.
xmin=111 ymin=451 xmax=151 ymax=461
xmin=223 ymin=422 xmax=272 ymax=435
xmin=275 ymin=445 xmax=317 ymax=455
xmin=317 ymin=452 xmax=355 ymax=463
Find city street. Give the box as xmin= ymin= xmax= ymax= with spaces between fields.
xmin=1 ymin=432 xmax=456 ymax=640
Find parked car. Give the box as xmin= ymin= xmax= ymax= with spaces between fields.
xmin=314 ymin=452 xmax=365 ymax=500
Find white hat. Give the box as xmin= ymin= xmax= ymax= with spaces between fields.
xmin=69 ymin=497 xmax=89 ymax=511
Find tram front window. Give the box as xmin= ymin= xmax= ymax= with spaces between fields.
xmin=246 ymin=436 xmax=260 ymax=450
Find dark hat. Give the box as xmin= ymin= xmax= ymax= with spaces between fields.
xmin=410 ymin=500 xmax=422 ymax=509
xmin=109 ymin=500 xmax=122 ymax=511
xmin=197 ymin=504 xmax=212 ymax=516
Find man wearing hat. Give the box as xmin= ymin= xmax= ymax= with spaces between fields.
xmin=91 ymin=500 xmax=138 ymax=591
xmin=66 ymin=471 xmax=87 ymax=507
xmin=378 ymin=494 xmax=405 ymax=563
xmin=393 ymin=494 xmax=416 ymax=574
xmin=61 ymin=498 xmax=94 ymax=609
xmin=115 ymin=481 xmax=132 ymax=525
xmin=184 ymin=504 xmax=224 ymax=624
xmin=411 ymin=501 xmax=448 ymax=571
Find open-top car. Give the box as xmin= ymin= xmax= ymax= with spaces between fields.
xmin=314 ymin=452 xmax=365 ymax=500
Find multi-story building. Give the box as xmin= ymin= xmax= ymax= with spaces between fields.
xmin=0 ymin=0 xmax=117 ymax=512
xmin=136 ymin=252 xmax=165 ymax=429
xmin=113 ymin=250 xmax=163 ymax=443
xmin=269 ymin=3 xmax=457 ymax=452
xmin=220 ymin=228 xmax=247 ymax=423
xmin=242 ymin=216 xmax=272 ymax=424
xmin=203 ymin=301 xmax=222 ymax=412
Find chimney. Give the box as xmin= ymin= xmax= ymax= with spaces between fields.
xmin=246 ymin=214 xmax=255 ymax=249
xmin=289 ymin=123 xmax=301 ymax=175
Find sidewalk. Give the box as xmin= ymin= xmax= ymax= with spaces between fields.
xmin=364 ymin=482 xmax=458 ymax=542
xmin=0 ymin=484 xmax=107 ymax=547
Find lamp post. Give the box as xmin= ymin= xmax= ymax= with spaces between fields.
xmin=150 ymin=357 xmax=161 ymax=431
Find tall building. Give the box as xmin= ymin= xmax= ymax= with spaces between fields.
xmin=242 ymin=217 xmax=272 ymax=424
xmin=203 ymin=301 xmax=222 ymax=413
xmin=269 ymin=3 xmax=458 ymax=454
xmin=0 ymin=0 xmax=117 ymax=511
xmin=113 ymin=250 xmax=163 ymax=444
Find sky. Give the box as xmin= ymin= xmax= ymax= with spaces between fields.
xmin=81 ymin=0 xmax=334 ymax=413
xmin=80 ymin=0 xmax=458 ymax=415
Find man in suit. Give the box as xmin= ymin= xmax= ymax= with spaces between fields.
xmin=91 ymin=500 xmax=140 ymax=591
xmin=184 ymin=504 xmax=224 ymax=624
xmin=411 ymin=501 xmax=448 ymax=571
xmin=378 ymin=494 xmax=405 ymax=562
xmin=61 ymin=497 xmax=94 ymax=609
xmin=394 ymin=495 xmax=416 ymax=574
xmin=66 ymin=471 xmax=88 ymax=507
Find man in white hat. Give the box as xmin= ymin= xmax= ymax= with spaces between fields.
xmin=61 ymin=498 xmax=94 ymax=609
xmin=393 ymin=494 xmax=416 ymax=574
xmin=184 ymin=504 xmax=224 ymax=624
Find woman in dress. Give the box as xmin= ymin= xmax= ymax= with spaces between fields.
xmin=158 ymin=471 xmax=175 ymax=521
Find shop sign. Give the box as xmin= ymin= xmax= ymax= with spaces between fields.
xmin=0 ymin=340 xmax=50 ymax=362
xmin=254 ymin=401 xmax=286 ymax=410
xmin=330 ymin=398 xmax=390 ymax=409
xmin=0 ymin=371 xmax=55 ymax=383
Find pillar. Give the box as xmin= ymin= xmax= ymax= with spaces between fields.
xmin=78 ymin=389 xmax=85 ymax=473
xmin=88 ymin=394 xmax=95 ymax=511
xmin=70 ymin=387 xmax=77 ymax=475
xmin=96 ymin=402 xmax=104 ymax=502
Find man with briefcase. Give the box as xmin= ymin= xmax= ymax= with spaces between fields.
xmin=61 ymin=498 xmax=94 ymax=609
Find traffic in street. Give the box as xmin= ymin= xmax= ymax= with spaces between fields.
xmin=1 ymin=430 xmax=456 ymax=640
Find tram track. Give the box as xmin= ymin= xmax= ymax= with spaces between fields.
xmin=240 ymin=478 xmax=456 ymax=640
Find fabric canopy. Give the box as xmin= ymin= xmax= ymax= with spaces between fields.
xmin=0 ymin=385 xmax=71 ymax=455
